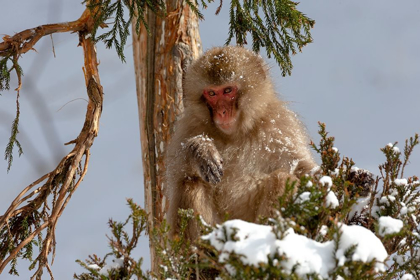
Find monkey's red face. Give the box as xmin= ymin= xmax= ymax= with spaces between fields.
xmin=203 ymin=85 xmax=238 ymax=135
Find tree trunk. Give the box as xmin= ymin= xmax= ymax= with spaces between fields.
xmin=132 ymin=1 xmax=202 ymax=271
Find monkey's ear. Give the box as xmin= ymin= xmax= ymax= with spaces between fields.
xmin=256 ymin=64 xmax=267 ymax=81
xmin=249 ymin=54 xmax=268 ymax=82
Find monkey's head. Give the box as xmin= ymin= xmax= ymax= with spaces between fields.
xmin=184 ymin=46 xmax=276 ymax=136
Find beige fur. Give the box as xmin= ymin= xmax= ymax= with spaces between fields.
xmin=165 ymin=46 xmax=317 ymax=239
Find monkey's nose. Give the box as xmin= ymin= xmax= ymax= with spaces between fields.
xmin=217 ymin=109 xmax=227 ymax=118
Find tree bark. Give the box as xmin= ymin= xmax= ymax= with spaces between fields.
xmin=132 ymin=1 xmax=202 ymax=270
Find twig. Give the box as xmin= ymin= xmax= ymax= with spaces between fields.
xmin=56 ymin=98 xmax=88 ymax=112
xmin=50 ymin=34 xmax=56 ymax=58
xmin=215 ymin=0 xmax=223 ymax=15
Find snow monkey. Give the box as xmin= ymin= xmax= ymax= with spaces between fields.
xmin=165 ymin=46 xmax=317 ymax=239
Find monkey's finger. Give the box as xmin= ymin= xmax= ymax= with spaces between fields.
xmin=200 ymin=162 xmax=221 ymax=185
xmin=209 ymin=169 xmax=222 ymax=184
xmin=218 ymin=168 xmax=224 ymax=178
xmin=207 ymin=153 xmax=223 ymax=171
xmin=214 ymin=157 xmax=224 ymax=177
xmin=199 ymin=166 xmax=213 ymax=184
xmin=208 ymin=162 xmax=223 ymax=184
xmin=214 ymin=161 xmax=223 ymax=178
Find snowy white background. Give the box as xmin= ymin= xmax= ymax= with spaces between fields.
xmin=1 ymin=1 xmax=420 ymax=278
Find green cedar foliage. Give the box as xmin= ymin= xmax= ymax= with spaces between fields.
xmin=74 ymin=199 xmax=148 ymax=280
xmin=86 ymin=0 xmax=314 ymax=75
xmin=0 ymin=211 xmax=43 ymax=276
xmin=84 ymin=0 xmax=166 ymax=62
xmin=226 ymin=0 xmax=314 ymax=76
xmin=1 ymin=55 xmax=24 ymax=172
xmin=76 ymin=125 xmax=420 ymax=279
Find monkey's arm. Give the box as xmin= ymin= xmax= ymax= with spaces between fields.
xmin=165 ymin=134 xmax=223 ymax=238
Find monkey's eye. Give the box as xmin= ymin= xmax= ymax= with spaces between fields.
xmin=224 ymin=87 xmax=232 ymax=94
xmin=208 ymin=91 xmax=216 ymax=96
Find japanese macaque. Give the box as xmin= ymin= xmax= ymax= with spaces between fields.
xmin=165 ymin=46 xmax=317 ymax=239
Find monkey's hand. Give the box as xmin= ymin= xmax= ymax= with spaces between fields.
xmin=184 ymin=135 xmax=223 ymax=185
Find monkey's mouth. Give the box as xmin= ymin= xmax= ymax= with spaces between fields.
xmin=214 ymin=118 xmax=237 ymax=135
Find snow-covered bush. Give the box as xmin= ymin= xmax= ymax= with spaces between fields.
xmin=76 ymin=124 xmax=420 ymax=279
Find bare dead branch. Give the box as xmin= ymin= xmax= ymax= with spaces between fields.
xmin=0 ymin=173 xmax=50 ymax=225
xmin=0 ymin=3 xmax=104 ymax=279
xmin=0 ymin=8 xmax=91 ymax=56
